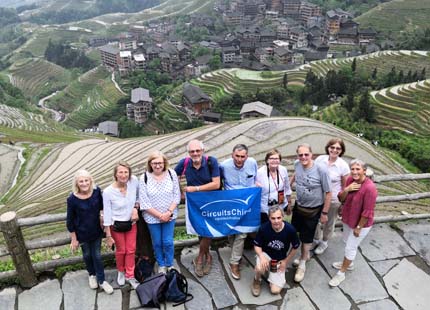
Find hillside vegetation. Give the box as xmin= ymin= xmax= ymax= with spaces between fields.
xmin=355 ymin=0 xmax=430 ymax=39
xmin=7 ymin=58 xmax=72 ymax=101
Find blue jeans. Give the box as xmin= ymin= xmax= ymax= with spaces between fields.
xmin=81 ymin=237 xmax=105 ymax=284
xmin=148 ymin=220 xmax=176 ymax=267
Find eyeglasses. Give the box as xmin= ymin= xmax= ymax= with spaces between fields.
xmin=268 ymin=157 xmax=280 ymax=161
xmin=329 ymin=146 xmax=342 ymax=151
xmin=298 ymin=153 xmax=310 ymax=158
xmin=189 ymin=149 xmax=202 ymax=154
xmin=151 ymin=162 xmax=164 ymax=166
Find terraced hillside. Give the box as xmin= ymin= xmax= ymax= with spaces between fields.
xmin=92 ymin=0 xmax=215 ymax=25
xmin=193 ymin=50 xmax=430 ymax=99
xmin=2 ymin=117 xmax=428 ymax=241
xmin=356 ymin=0 xmax=430 ymax=38
xmin=7 ymin=58 xmax=72 ymax=100
xmin=0 ymin=104 xmax=59 ymax=133
xmin=371 ymin=79 xmax=430 ymax=135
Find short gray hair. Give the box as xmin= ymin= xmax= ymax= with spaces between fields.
xmin=186 ymin=140 xmax=205 ymax=152
xmin=350 ymin=158 xmax=367 ymax=170
xmin=296 ymin=143 xmax=312 ymax=153
xmin=268 ymin=205 xmax=285 ymax=217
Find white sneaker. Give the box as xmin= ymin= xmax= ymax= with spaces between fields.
xmin=126 ymin=277 xmax=140 ymax=290
xmin=158 ymin=266 xmax=167 ymax=274
xmin=332 ymin=261 xmax=354 ymax=271
xmin=100 ymin=281 xmax=114 ymax=294
xmin=292 ymin=259 xmax=300 ymax=267
xmin=117 ymin=271 xmax=125 ymax=286
xmin=314 ymin=242 xmax=328 ymax=255
xmin=88 ymin=275 xmax=98 ymax=289
xmin=329 ymin=272 xmax=346 ymax=287
xmin=294 ymin=267 xmax=306 ymax=282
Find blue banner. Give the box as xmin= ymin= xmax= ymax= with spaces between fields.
xmin=185 ymin=187 xmax=261 ymax=237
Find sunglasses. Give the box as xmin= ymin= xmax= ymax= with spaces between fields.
xmin=298 ymin=153 xmax=310 ymax=158
xmin=329 ymin=146 xmax=342 ymax=151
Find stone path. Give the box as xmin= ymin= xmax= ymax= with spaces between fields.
xmin=1 ymin=220 xmax=430 ymax=309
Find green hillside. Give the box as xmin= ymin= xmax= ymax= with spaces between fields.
xmin=355 ymin=0 xmax=430 ymax=38
xmin=7 ymin=58 xmax=72 ymax=100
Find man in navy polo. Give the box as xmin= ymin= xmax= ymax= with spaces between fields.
xmin=220 ymin=144 xmax=258 ymax=280
xmin=175 ymin=139 xmax=220 ymax=277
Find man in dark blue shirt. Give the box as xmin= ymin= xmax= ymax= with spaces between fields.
xmin=252 ymin=206 xmax=300 ymax=296
xmin=174 ymin=139 xmax=220 ymax=277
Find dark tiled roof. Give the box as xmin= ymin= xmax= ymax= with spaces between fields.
xmin=183 ymin=83 xmax=211 ymax=104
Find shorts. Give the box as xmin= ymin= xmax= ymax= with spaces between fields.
xmin=255 ymin=252 xmax=286 ymax=288
xmin=291 ymin=204 xmax=322 ymax=243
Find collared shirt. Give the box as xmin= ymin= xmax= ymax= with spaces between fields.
xmin=174 ymin=155 xmax=220 ymax=186
xmin=342 ymin=176 xmax=377 ymax=228
xmin=102 ymin=175 xmax=139 ymax=226
xmin=220 ymin=157 xmax=258 ymax=190
xmin=256 ymin=165 xmax=292 ymax=214
xmin=315 ymin=155 xmax=350 ymax=202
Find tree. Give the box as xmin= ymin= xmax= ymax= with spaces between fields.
xmin=351 ymin=58 xmax=357 ymax=73
xmin=208 ymin=55 xmax=222 ymax=70
xmin=354 ymin=89 xmax=375 ymax=123
xmin=283 ymin=73 xmax=288 ymax=89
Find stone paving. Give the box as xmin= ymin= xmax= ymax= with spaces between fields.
xmin=1 ymin=219 xmax=429 ymax=310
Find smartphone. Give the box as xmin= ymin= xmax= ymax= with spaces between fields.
xmin=111 ymin=244 xmax=115 ymax=251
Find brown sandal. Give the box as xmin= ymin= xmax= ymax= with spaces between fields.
xmin=193 ymin=257 xmax=204 ymax=277
xmin=203 ymin=258 xmax=212 ymax=275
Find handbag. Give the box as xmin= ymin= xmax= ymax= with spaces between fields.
xmin=113 ymin=220 xmax=132 ymax=232
xmin=294 ymin=202 xmax=321 ymax=218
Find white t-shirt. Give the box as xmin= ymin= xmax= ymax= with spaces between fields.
xmin=315 ymin=155 xmax=350 ymax=202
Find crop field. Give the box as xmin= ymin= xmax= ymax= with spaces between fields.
xmin=371 ymin=79 xmax=430 ymax=135
xmin=46 ymin=66 xmax=110 ymax=114
xmin=93 ymin=0 xmax=215 ymax=24
xmin=8 ymin=58 xmax=72 ymax=100
xmin=356 ymin=0 xmax=430 ymax=37
xmin=194 ymin=51 xmax=430 ymax=98
xmin=2 ymin=117 xmax=427 ymax=241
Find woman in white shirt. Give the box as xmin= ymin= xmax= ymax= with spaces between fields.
xmin=103 ymin=161 xmax=140 ymax=289
xmin=139 ymin=151 xmax=180 ymax=273
xmin=313 ymin=138 xmax=350 ymax=255
xmin=256 ymin=149 xmax=292 ymax=224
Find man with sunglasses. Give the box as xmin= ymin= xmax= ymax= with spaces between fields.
xmin=220 ymin=144 xmax=258 ymax=280
xmin=288 ymin=143 xmax=331 ymax=283
xmin=174 ymin=139 xmax=220 ymax=277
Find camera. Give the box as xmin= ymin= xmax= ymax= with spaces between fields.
xmin=268 ymin=199 xmax=278 ymax=206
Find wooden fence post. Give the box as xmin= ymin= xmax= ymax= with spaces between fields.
xmin=0 ymin=211 xmax=37 ymax=288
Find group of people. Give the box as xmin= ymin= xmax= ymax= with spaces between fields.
xmin=66 ymin=137 xmax=377 ymax=298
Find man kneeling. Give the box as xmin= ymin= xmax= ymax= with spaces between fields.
xmin=252 ymin=206 xmax=300 ymax=296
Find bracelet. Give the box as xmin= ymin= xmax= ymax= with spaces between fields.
xmin=106 ymin=235 xmax=112 ymax=238
xmin=321 ymin=211 xmax=328 ymax=215
xmin=196 ymin=186 xmax=200 ymax=192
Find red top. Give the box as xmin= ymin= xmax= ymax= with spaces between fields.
xmin=340 ymin=176 xmax=377 ymax=228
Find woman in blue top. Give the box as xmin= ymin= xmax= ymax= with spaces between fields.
xmin=66 ymin=170 xmax=113 ymax=294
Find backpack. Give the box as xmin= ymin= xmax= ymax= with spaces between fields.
xmin=136 ymin=269 xmax=193 ymax=308
xmin=164 ymin=269 xmax=193 ymax=306
xmin=134 ymin=256 xmax=154 ymax=283
xmin=136 ymin=273 xmax=167 ymax=308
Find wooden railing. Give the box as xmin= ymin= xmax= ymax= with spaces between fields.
xmin=1 ymin=173 xmax=429 ymax=287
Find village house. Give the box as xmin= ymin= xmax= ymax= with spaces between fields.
xmin=126 ymin=88 xmax=153 ymax=124
xmin=240 ymin=101 xmax=280 ymax=119
xmin=182 ymin=83 xmax=212 ymax=115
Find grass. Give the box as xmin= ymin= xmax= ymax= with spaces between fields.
xmin=0 ymin=125 xmax=87 ymax=143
